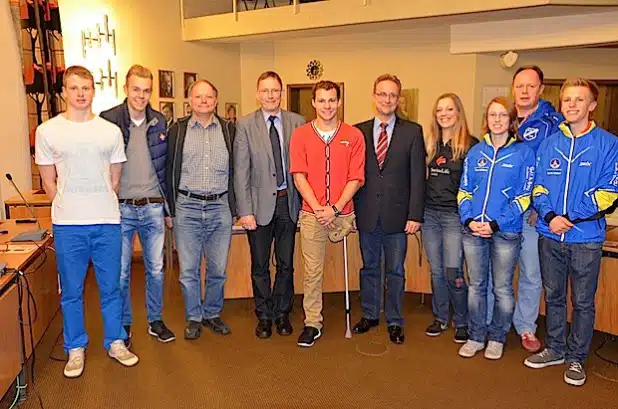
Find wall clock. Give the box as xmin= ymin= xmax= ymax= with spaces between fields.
xmin=306 ymin=60 xmax=324 ymax=80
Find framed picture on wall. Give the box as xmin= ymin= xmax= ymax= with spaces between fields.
xmin=286 ymin=83 xmax=345 ymax=121
xmin=183 ymin=102 xmax=192 ymax=117
xmin=159 ymin=101 xmax=174 ymax=127
xmin=224 ymin=102 xmax=238 ymax=124
xmin=158 ymin=70 xmax=174 ymax=98
xmin=184 ymin=72 xmax=197 ymax=99
xmin=396 ymin=88 xmax=420 ymax=121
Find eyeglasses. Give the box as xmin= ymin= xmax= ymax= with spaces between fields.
xmin=259 ymin=89 xmax=282 ymax=96
xmin=488 ymin=112 xmax=510 ymax=119
xmin=375 ymin=92 xmax=399 ymax=101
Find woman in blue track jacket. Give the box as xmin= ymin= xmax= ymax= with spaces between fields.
xmin=457 ymin=97 xmax=535 ymax=360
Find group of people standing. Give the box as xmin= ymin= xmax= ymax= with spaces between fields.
xmin=34 ymin=63 xmax=617 ymax=388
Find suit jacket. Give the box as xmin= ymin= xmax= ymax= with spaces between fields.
xmin=234 ymin=109 xmax=305 ymax=225
xmin=166 ymin=114 xmax=236 ymax=217
xmin=353 ymin=117 xmax=426 ymax=233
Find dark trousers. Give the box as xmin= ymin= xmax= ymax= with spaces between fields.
xmin=247 ymin=196 xmax=297 ymax=320
xmin=539 ymin=236 xmax=603 ymax=363
xmin=359 ymin=222 xmax=407 ymax=327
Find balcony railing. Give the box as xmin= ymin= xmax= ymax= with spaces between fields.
xmin=182 ymin=0 xmax=327 ymax=19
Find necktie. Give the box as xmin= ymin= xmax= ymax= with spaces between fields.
xmin=268 ymin=116 xmax=284 ymax=187
xmin=376 ymin=122 xmax=388 ymax=169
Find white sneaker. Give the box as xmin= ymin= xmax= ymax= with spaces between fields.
xmin=458 ymin=340 xmax=485 ymax=358
xmin=484 ymin=341 xmax=504 ymax=360
xmin=64 ymin=347 xmax=85 ymax=378
xmin=108 ymin=340 xmax=139 ymax=367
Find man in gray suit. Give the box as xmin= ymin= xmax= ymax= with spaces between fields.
xmin=234 ymin=71 xmax=305 ymax=339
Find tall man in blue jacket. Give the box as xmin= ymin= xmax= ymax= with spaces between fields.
xmin=525 ymin=78 xmax=618 ymax=386
xmin=100 ymin=65 xmax=175 ymax=346
xmin=509 ymin=65 xmax=562 ymax=353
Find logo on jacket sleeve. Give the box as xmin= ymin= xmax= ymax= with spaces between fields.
xmin=523 ymin=127 xmax=539 ymax=141
xmin=477 ymin=158 xmax=487 ymax=167
xmin=550 ymin=158 xmax=560 ymax=169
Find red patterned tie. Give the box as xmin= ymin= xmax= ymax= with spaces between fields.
xmin=376 ymin=122 xmax=388 ymax=169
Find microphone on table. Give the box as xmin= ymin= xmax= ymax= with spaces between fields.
xmin=5 ymin=173 xmax=48 ymax=242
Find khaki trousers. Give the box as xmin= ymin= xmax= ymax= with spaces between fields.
xmin=299 ymin=211 xmax=355 ymax=329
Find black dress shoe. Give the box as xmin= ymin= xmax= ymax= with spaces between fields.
xmin=353 ymin=317 xmax=379 ymax=334
xmin=255 ymin=319 xmax=272 ymax=339
xmin=202 ymin=317 xmax=231 ymax=335
xmin=275 ymin=316 xmax=293 ymax=336
xmin=388 ymin=325 xmax=405 ymax=344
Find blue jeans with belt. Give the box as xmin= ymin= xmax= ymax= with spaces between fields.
xmin=423 ymin=208 xmax=468 ymax=328
xmin=174 ymin=193 xmax=232 ymax=322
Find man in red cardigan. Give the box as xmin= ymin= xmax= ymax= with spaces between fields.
xmin=290 ymin=80 xmax=366 ymax=348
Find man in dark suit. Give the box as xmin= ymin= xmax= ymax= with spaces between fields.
xmin=234 ymin=71 xmax=305 ymax=339
xmin=166 ymin=79 xmax=237 ymax=340
xmin=353 ymin=74 xmax=426 ymax=344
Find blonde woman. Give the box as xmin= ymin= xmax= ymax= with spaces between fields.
xmin=423 ymin=93 xmax=475 ymax=343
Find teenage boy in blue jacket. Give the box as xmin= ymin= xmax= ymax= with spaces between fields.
xmin=525 ymin=78 xmax=618 ymax=387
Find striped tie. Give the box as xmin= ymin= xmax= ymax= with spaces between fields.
xmin=376 ymin=122 xmax=388 ymax=169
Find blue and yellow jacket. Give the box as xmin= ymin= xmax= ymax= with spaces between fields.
xmin=533 ymin=122 xmax=618 ymax=243
xmin=518 ymin=99 xmax=563 ymax=154
xmin=458 ymin=133 xmax=536 ymax=233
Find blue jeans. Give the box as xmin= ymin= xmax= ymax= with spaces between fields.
xmin=53 ymin=224 xmax=127 ymax=352
xmin=359 ymin=223 xmax=407 ymax=327
xmin=174 ymin=193 xmax=232 ymax=322
xmin=513 ymin=210 xmax=542 ymax=334
xmin=539 ymin=236 xmax=602 ymax=363
xmin=423 ymin=208 xmax=468 ymax=328
xmin=119 ymin=203 xmax=165 ymax=325
xmin=463 ymin=231 xmax=520 ymax=344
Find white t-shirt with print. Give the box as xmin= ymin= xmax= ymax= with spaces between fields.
xmin=35 ymin=115 xmax=127 ymax=225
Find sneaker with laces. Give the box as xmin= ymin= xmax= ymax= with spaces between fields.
xmin=425 ymin=320 xmax=448 ymax=337
xmin=521 ymin=332 xmax=542 ymax=353
xmin=108 ymin=340 xmax=139 ymax=367
xmin=524 ymin=348 xmax=565 ymax=369
xmin=297 ymin=326 xmax=322 ymax=347
xmin=64 ymin=347 xmax=85 ymax=378
xmin=458 ymin=340 xmax=485 ymax=358
xmin=484 ymin=341 xmax=504 ymax=360
xmin=564 ymin=362 xmax=586 ymax=386
xmin=148 ymin=320 xmax=176 ymax=343
xmin=454 ymin=327 xmax=469 ymax=344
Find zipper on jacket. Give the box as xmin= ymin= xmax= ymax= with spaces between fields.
xmin=561 ymin=136 xmax=576 ymax=242
xmin=479 ymin=146 xmax=499 ymax=223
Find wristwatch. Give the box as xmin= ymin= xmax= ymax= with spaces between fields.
xmin=331 ymin=205 xmax=341 ymax=217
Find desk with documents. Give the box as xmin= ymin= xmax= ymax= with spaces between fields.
xmin=0 ymin=218 xmax=58 ymax=401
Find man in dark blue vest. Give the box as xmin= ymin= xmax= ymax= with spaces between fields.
xmin=100 ymin=65 xmax=175 ymax=347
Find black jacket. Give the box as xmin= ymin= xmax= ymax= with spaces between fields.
xmin=425 ymin=138 xmax=477 ymax=212
xmin=166 ymin=115 xmax=236 ymax=217
xmin=353 ymin=117 xmax=426 ymax=233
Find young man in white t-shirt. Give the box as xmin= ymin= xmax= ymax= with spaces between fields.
xmin=35 ymin=66 xmax=139 ymax=378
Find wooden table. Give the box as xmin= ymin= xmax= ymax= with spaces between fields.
xmin=3 ymin=190 xmax=51 ymax=219
xmin=217 ymin=228 xmax=429 ymax=299
xmin=0 ymin=219 xmax=58 ymax=400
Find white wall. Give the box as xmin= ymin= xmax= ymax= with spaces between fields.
xmin=0 ymin=1 xmax=32 ymax=216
